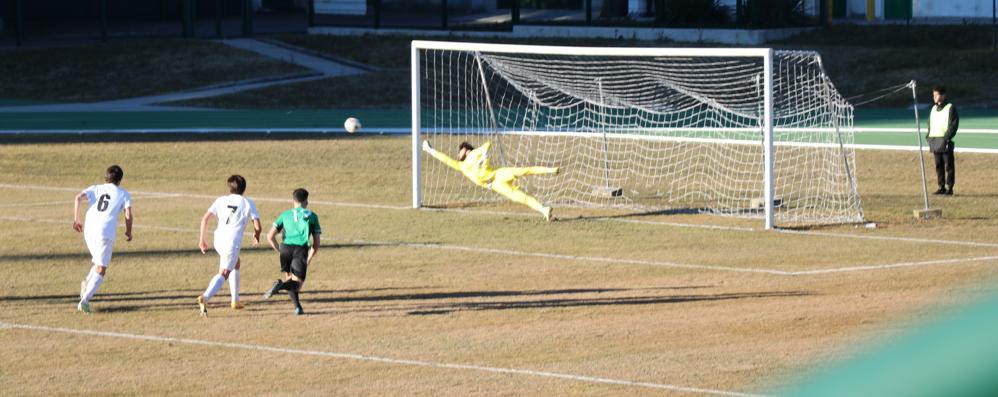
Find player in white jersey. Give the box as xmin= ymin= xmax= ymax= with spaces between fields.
xmin=196 ymin=175 xmax=261 ymax=316
xmin=72 ymin=165 xmax=133 ymax=313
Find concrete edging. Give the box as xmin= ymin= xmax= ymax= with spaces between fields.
xmin=308 ymin=25 xmax=814 ymax=45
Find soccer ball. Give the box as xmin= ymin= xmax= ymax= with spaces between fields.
xmin=344 ymin=117 xmax=362 ymax=134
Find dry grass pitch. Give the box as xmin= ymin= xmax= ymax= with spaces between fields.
xmin=2 ymin=137 xmax=998 ymax=396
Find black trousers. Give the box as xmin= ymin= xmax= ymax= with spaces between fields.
xmin=933 ymin=144 xmax=955 ymax=189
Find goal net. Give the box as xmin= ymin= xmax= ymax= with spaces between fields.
xmin=411 ymin=41 xmax=863 ymax=229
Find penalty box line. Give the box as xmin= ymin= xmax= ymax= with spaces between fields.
xmin=0 ymin=321 xmax=768 ymax=397
xmin=2 ymin=215 xmax=998 ymax=277
xmin=4 ymin=182 xmax=998 ymax=250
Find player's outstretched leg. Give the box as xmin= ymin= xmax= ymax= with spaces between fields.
xmin=504 ymin=166 xmax=558 ymax=178
xmin=492 ymin=181 xmax=553 ymax=221
xmin=263 ymin=279 xmax=284 ymax=299
xmin=78 ymin=265 xmax=106 ymax=314
xmin=198 ymin=271 xmax=227 ymax=316
xmin=279 ymin=279 xmax=304 ymax=315
xmin=229 ymin=260 xmax=243 ymax=310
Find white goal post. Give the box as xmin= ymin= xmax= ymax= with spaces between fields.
xmin=411 ymin=40 xmax=863 ymax=229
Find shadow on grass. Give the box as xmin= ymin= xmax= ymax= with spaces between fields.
xmin=0 ymin=242 xmax=390 ymax=263
xmin=564 ymin=207 xmax=711 ymax=222
xmin=296 ymin=287 xmax=807 ymax=316
xmin=402 ymin=291 xmax=812 ymax=316
xmin=306 ymin=286 xmax=714 ymax=304
xmin=0 ymin=289 xmax=203 ymax=303
xmin=3 ymin=286 xmax=809 ymax=317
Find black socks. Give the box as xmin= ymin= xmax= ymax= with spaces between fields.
xmin=282 ymin=280 xmax=302 ymax=310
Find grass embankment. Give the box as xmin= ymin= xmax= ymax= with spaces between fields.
xmin=0 ymin=38 xmax=308 ymax=103
xmin=177 ymin=26 xmax=998 ymax=109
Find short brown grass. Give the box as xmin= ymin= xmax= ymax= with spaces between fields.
xmin=1 ymin=137 xmax=997 ymax=396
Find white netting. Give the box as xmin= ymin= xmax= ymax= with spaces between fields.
xmin=415 ymin=43 xmax=863 ymax=227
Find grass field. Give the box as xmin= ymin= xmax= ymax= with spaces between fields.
xmin=2 ymin=137 xmax=998 ymax=395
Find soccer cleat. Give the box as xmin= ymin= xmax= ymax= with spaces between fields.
xmin=231 ymin=301 xmax=245 ymax=310
xmin=263 ymin=279 xmax=283 ymax=299
xmin=944 ymin=188 xmax=954 ymax=196
xmin=542 ymin=207 xmax=553 ymax=222
xmin=77 ymin=301 xmax=90 ymax=314
xmin=197 ymin=295 xmax=208 ymax=317
xmin=933 ymin=188 xmax=947 ymax=195
xmin=294 ymin=306 xmax=304 ymax=316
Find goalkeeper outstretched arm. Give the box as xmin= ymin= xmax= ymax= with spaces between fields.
xmin=422 ymin=140 xmax=462 ymax=172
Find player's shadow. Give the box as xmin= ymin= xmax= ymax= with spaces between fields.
xmin=565 ymin=207 xmax=710 ymax=222
xmin=0 ymin=289 xmax=205 ymax=304
xmin=401 ymin=290 xmax=812 ymax=316
xmin=305 ymin=286 xmax=714 ymax=304
xmin=293 ymin=286 xmax=805 ymax=316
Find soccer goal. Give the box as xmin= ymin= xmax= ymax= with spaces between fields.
xmin=411 ymin=41 xmax=863 ymax=229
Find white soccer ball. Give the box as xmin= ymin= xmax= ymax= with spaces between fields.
xmin=344 ymin=117 xmax=362 ymax=134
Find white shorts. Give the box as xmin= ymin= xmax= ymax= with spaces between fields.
xmin=85 ymin=234 xmax=114 ymax=268
xmin=215 ymin=246 xmax=241 ymax=271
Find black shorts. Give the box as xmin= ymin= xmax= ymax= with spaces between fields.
xmin=279 ymin=244 xmax=309 ymax=281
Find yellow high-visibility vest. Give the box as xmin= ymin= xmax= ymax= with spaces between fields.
xmin=928 ymin=103 xmax=952 ymax=138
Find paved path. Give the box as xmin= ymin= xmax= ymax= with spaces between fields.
xmin=221 ymin=38 xmax=369 ymax=76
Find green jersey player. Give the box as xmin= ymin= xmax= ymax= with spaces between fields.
xmin=263 ymin=188 xmax=321 ymax=315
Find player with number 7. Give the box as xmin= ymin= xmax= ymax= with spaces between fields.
xmin=196 ymin=175 xmax=261 ymax=316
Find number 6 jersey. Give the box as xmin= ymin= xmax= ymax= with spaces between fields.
xmin=208 ymin=194 xmax=260 ymax=252
xmin=82 ymin=183 xmax=132 ymax=240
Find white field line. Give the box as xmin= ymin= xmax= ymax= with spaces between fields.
xmin=0 ymin=183 xmax=408 ymax=211
xmin=0 ymin=215 xmax=791 ymax=275
xmin=6 ymin=126 xmax=998 ymax=135
xmin=424 ymin=207 xmax=759 ymax=232
xmin=3 ymin=215 xmax=998 ymax=277
xmin=0 ymin=194 xmax=180 ymax=209
xmin=0 ymin=200 xmax=70 ymax=208
xmin=776 ymin=229 xmax=998 ymax=249
xmin=4 ymin=183 xmax=998 ymax=249
xmin=855 ymin=127 xmax=998 ymax=135
xmin=0 ymin=322 xmax=766 ymax=397
xmin=790 ymin=255 xmax=998 ymax=275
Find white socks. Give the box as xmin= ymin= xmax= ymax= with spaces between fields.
xmin=203 ymin=271 xmax=240 ymax=303
xmin=81 ymin=267 xmax=104 ymax=304
xmin=203 ymin=274 xmax=225 ymax=301
xmin=228 ymin=270 xmax=240 ymax=303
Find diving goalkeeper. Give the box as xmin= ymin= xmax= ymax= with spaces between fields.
xmin=422 ymin=140 xmax=558 ymax=221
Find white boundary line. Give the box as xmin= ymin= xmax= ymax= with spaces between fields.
xmin=0 ymin=321 xmax=766 ymax=397
xmin=791 ymin=255 xmax=998 ymax=275
xmin=856 ymin=127 xmax=998 ymax=134
xmin=3 ymin=127 xmax=998 ymax=135
xmin=2 ymin=215 xmax=997 ymax=277
xmin=4 ymin=182 xmax=998 ymax=249
xmin=0 ymin=183 xmax=409 ymax=211
xmin=424 ymin=207 xmax=759 ymax=232
xmin=0 ymin=215 xmax=791 ymax=275
xmin=776 ymin=229 xmax=998 ymax=249
xmin=3 ymin=128 xmax=997 ymax=153
xmin=0 ymin=200 xmax=70 ymax=208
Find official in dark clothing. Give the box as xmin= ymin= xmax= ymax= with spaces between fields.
xmin=926 ymin=86 xmax=959 ymax=195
